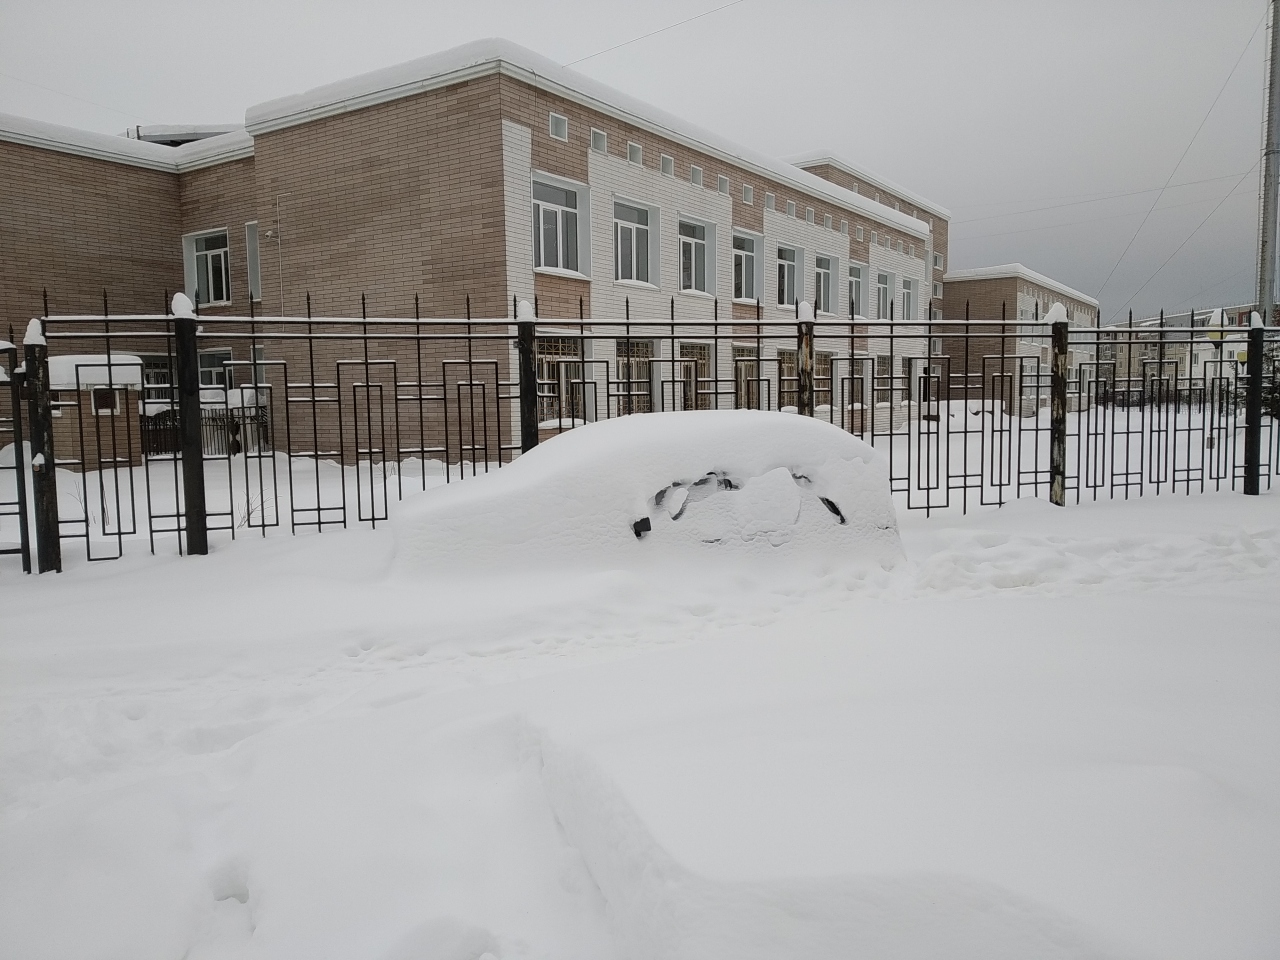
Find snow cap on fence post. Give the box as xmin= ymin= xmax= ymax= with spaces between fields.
xmin=23 ymin=318 xmax=45 ymax=347
xmin=516 ymin=299 xmax=535 ymax=321
xmin=797 ymin=300 xmax=814 ymax=322
xmin=1250 ymin=310 xmax=1264 ymax=328
xmin=171 ymin=292 xmax=196 ymax=320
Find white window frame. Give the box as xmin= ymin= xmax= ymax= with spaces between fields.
xmin=733 ymin=233 xmax=761 ymax=302
xmin=533 ymin=175 xmax=589 ymax=276
xmin=765 ymin=192 xmax=775 ymax=211
xmin=742 ymin=183 xmax=754 ymax=205
xmin=902 ymin=278 xmax=916 ymax=322
xmin=690 ymin=165 xmax=703 ymax=187
xmin=856 ymin=225 xmax=864 ymax=241
xmin=814 ymin=255 xmax=833 ymax=315
xmin=549 ymin=113 xmax=568 ymax=142
xmin=777 ymin=245 xmax=800 ymax=308
xmin=933 ymin=252 xmax=945 ymax=271
xmin=870 ymin=231 xmax=877 ymax=246
xmin=876 ymin=271 xmax=891 ymax=320
xmin=840 ymin=219 xmax=848 ymax=235
xmin=627 ymin=141 xmax=643 ymax=164
xmin=786 ymin=200 xmax=796 ymax=217
xmin=591 ymin=128 xmax=607 ymax=153
xmin=90 ymin=387 xmax=122 ymax=416
xmin=614 ymin=200 xmax=653 ymax=286
xmin=183 ymin=228 xmax=232 ymax=307
xmin=848 ymin=263 xmax=867 ymax=319
xmin=199 ymin=348 xmax=233 ymax=388
xmin=806 ymin=207 xmax=815 ymax=224
xmin=823 ymin=214 xmax=832 ymax=230
xmin=661 ymin=154 xmax=674 ymax=176
xmin=679 ymin=219 xmax=714 ymax=295
xmin=717 ymin=175 xmax=730 ymax=195
xmin=933 ymin=281 xmax=943 ymax=299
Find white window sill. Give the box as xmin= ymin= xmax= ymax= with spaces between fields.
xmin=614 ymin=279 xmax=658 ymax=291
xmin=534 ymin=266 xmax=590 ymax=281
xmin=677 ymin=288 xmax=714 ymax=300
xmin=196 ymin=300 xmax=232 ymax=308
xmin=731 ymin=298 xmax=761 ymax=307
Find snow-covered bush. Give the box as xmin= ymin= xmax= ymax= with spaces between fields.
xmin=393 ymin=410 xmax=901 ymax=572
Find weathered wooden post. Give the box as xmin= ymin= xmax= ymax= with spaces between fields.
xmin=23 ymin=319 xmax=60 ymax=572
xmin=516 ymin=299 xmax=539 ymax=453
xmin=172 ymin=293 xmax=208 ymax=555
xmin=797 ymin=300 xmax=815 ymax=417
xmin=1050 ymin=319 xmax=1068 ymax=506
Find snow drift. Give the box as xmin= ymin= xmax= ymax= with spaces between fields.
xmin=393 ymin=410 xmax=901 ymax=572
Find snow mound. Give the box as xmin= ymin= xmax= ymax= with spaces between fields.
xmin=394 ymin=411 xmax=901 ymax=572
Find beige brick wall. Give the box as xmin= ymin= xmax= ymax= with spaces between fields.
xmin=941 ymin=276 xmax=1017 ymax=323
xmin=0 ymin=140 xmax=183 ymax=332
xmin=178 ymin=157 xmax=260 ymax=317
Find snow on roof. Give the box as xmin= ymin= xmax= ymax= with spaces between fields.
xmin=122 ymin=124 xmax=240 ymax=144
xmin=0 ymin=111 xmax=252 ymax=173
xmin=785 ymin=151 xmax=950 ymax=221
xmin=943 ymin=264 xmax=1099 ymax=308
xmin=47 ymin=354 xmax=144 ymax=390
xmin=245 ymin=38 xmax=933 ymax=239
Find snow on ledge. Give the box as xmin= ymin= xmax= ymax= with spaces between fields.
xmin=393 ymin=410 xmax=901 ymax=573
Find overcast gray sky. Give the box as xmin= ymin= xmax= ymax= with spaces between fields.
xmin=0 ymin=0 xmax=1268 ymax=321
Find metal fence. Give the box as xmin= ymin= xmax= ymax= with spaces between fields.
xmin=1 ymin=300 xmax=1277 ymax=571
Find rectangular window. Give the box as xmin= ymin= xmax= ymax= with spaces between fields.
xmin=661 ymin=154 xmax=674 ymax=176
xmin=549 ymin=113 xmax=568 ymax=141
xmin=717 ymin=175 xmax=730 ymax=195
xmin=533 ymin=181 xmax=580 ymax=273
xmin=876 ymin=272 xmax=890 ymax=319
xmin=679 ymin=221 xmax=708 ymax=293
xmin=591 ymin=128 xmax=607 ymax=152
xmin=840 ymin=219 xmax=848 ymax=235
xmin=848 ymin=264 xmax=865 ymax=318
xmin=251 ymin=345 xmax=268 ymax=388
xmin=777 ymin=246 xmax=798 ymax=307
xmin=614 ymin=202 xmax=650 ymax=284
xmin=628 ymin=141 xmax=643 ymax=164
xmin=856 ymin=225 xmax=864 ymax=241
xmin=194 ymin=231 xmax=231 ymax=306
xmin=742 ymin=183 xmax=754 ymax=205
xmin=930 ymin=337 xmax=942 ymax=355
xmin=902 ymin=279 xmax=915 ymax=322
xmin=823 ymin=214 xmax=832 ymax=230
xmin=786 ymin=200 xmax=796 ymax=217
xmin=806 ymin=207 xmax=814 ymax=224
xmin=777 ymin=348 xmax=798 ymax=409
xmin=616 ymin=338 xmax=653 ymax=414
xmin=536 ymin=337 xmax=583 ymax=423
xmin=908 ymin=243 xmax=915 ymax=258
xmin=933 ymin=281 xmax=943 ymax=299
xmin=91 ymin=387 xmax=120 ymax=415
xmin=733 ymin=345 xmax=759 ymax=409
xmin=897 ymin=240 xmax=904 ymax=254
xmin=199 ymin=348 xmax=233 ymax=388
xmin=690 ymin=165 xmax=703 ymax=187
xmin=733 ymin=235 xmax=756 ymax=301
xmin=680 ymin=342 xmax=712 ymax=410
xmin=814 ymin=256 xmax=832 ymax=314
xmin=933 ymin=252 xmax=944 ymax=271
xmin=765 ymin=192 xmax=775 ymax=211
xmin=245 ymin=222 xmax=261 ymax=302
xmin=870 ymin=231 xmax=877 ymax=246
xmin=816 ymin=350 xmax=833 ymax=409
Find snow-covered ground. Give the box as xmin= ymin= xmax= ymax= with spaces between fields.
xmin=0 ymin=413 xmax=1277 ymax=960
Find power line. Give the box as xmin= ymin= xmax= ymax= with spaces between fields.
xmin=1107 ymin=162 xmax=1259 ymax=321
xmin=564 ymin=0 xmax=752 ymax=67
xmin=0 ymin=69 xmax=156 ymax=124
xmin=1170 ymin=264 xmax=1256 ymax=309
xmin=1095 ymin=10 xmax=1267 ymax=300
xmin=953 ymin=172 xmax=1252 ymax=214
xmin=952 ymin=172 xmax=1251 ymax=225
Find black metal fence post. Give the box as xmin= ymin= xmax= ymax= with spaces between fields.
xmin=797 ymin=310 xmax=815 ymax=417
xmin=1244 ymin=323 xmax=1265 ymax=495
xmin=24 ymin=326 xmax=60 ymax=572
xmin=1050 ymin=319 xmax=1068 ymax=506
xmin=4 ymin=340 xmax=31 ymax=573
xmin=175 ymin=312 xmax=208 ymax=554
xmin=516 ymin=302 xmax=539 ymax=453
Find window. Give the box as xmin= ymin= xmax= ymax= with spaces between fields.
xmin=718 ymin=175 xmax=730 ymax=194
xmin=536 ymin=337 xmax=583 ymax=423
xmin=533 ymin=181 xmax=579 ymax=272
xmin=611 ymin=199 xmax=650 ymax=281
xmin=733 ymin=345 xmax=759 ymax=409
xmin=628 ymin=141 xmax=643 ymax=164
xmin=690 ymin=165 xmax=703 ymax=187
xmin=930 ymin=337 xmax=942 ymax=355
xmin=786 ymin=200 xmax=796 ymax=217
xmin=897 ymin=240 xmax=904 ymax=254
xmin=816 ymin=350 xmax=833 ymax=408
xmin=870 ymin=231 xmax=878 ymax=246
xmin=616 ymin=338 xmax=653 ymax=414
xmin=661 ymin=154 xmax=674 ymax=176
xmin=933 ymin=281 xmax=943 ymax=299
xmin=194 ymin=231 xmax=230 ymax=305
xmin=806 ymin=206 xmax=814 ymax=224
xmin=894 ymin=201 xmax=900 ymax=211
xmin=614 ymin=202 xmax=650 ymax=284
xmin=679 ymin=221 xmax=708 ymax=293
xmin=742 ymin=184 xmax=754 ymax=204
xmin=777 ymin=246 xmax=798 ymax=307
xmin=777 ymin=348 xmax=798 ymax=409
xmin=902 ymin=278 xmax=915 ymax=321
xmin=199 ymin=349 xmax=233 ymax=388
xmin=933 ymin=252 xmax=944 ymax=271
xmin=840 ymin=219 xmax=848 ymax=235
xmin=876 ymin=272 xmax=891 ymax=319
xmin=91 ymin=387 xmax=120 ymax=415
xmin=856 ymin=225 xmax=864 ymax=241
xmin=251 ymin=345 xmax=268 ymax=388
xmin=848 ymin=264 xmax=865 ymax=318
xmin=824 ymin=214 xmax=832 ymax=230
xmin=814 ymin=256 xmax=832 ymax=314
xmin=733 ymin=235 xmax=756 ymax=301
xmin=680 ymin=342 xmax=712 ymax=410
xmin=549 ymin=113 xmax=568 ymax=141
xmin=591 ymin=128 xmax=607 ymax=152
xmin=245 ymin=222 xmax=261 ymax=302
xmin=908 ymin=243 xmax=915 ymax=258
xmin=765 ymin=192 xmax=775 ymax=210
